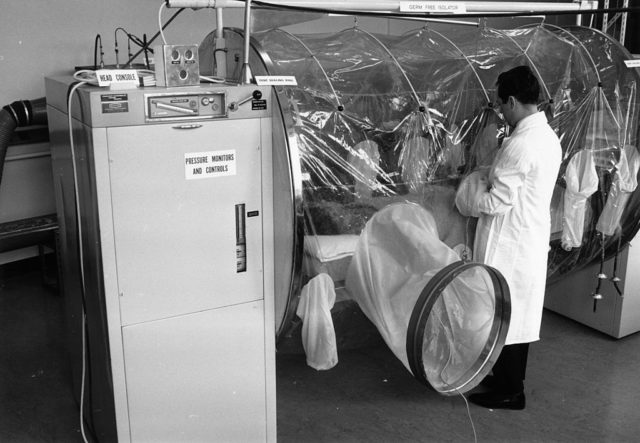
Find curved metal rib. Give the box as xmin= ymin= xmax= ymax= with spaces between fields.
xmin=489 ymin=27 xmax=552 ymax=102
xmin=271 ymin=28 xmax=343 ymax=109
xmin=356 ymin=27 xmax=423 ymax=108
xmin=523 ymin=23 xmax=602 ymax=85
xmin=423 ymin=27 xmax=491 ymax=105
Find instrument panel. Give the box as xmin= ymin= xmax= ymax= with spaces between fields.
xmin=145 ymin=91 xmax=227 ymax=121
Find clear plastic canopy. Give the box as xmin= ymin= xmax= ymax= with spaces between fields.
xmin=201 ymin=21 xmax=640 ymax=386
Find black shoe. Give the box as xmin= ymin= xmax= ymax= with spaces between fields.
xmin=468 ymin=391 xmax=526 ymax=410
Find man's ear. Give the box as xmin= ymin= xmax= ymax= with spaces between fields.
xmin=508 ymin=96 xmax=516 ymax=108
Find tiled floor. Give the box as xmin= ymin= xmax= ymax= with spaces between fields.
xmin=2 ymin=259 xmax=640 ymax=442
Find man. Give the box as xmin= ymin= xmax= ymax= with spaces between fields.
xmin=467 ymin=65 xmax=562 ymax=410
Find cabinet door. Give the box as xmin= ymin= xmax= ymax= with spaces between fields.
xmin=107 ymin=119 xmax=264 ymax=325
xmin=122 ymin=301 xmax=268 ymax=442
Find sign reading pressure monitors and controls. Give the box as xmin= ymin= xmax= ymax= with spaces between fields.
xmin=185 ymin=150 xmax=237 ymax=180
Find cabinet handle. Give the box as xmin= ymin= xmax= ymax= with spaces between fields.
xmin=235 ymin=203 xmax=247 ymax=273
xmin=172 ymin=124 xmax=203 ymax=130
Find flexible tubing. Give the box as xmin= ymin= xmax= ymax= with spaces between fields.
xmin=0 ymin=98 xmax=47 ymax=187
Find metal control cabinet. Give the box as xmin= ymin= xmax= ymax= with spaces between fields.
xmin=545 ymin=239 xmax=640 ymax=339
xmin=45 ymin=77 xmax=276 ymax=442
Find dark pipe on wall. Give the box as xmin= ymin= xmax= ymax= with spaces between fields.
xmin=0 ymin=98 xmax=48 ymax=186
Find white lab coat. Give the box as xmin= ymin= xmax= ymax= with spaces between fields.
xmin=473 ymin=112 xmax=561 ymax=345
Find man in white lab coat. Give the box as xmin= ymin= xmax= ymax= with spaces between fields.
xmin=467 ymin=65 xmax=562 ymax=410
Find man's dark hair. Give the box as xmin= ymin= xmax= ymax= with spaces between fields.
xmin=496 ymin=65 xmax=540 ymax=105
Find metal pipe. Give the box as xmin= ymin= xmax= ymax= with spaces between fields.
xmin=398 ymin=17 xmax=478 ymax=26
xmin=166 ymin=0 xmax=598 ymax=13
xmin=215 ymin=7 xmax=227 ymax=78
xmin=239 ymin=0 xmax=254 ymax=84
xmin=247 ymin=0 xmax=598 ymax=13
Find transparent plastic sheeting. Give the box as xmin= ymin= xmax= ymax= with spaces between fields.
xmin=345 ymin=203 xmax=505 ymax=394
xmin=218 ymin=23 xmax=640 ymax=280
xmin=200 ymin=23 xmax=640 ymax=349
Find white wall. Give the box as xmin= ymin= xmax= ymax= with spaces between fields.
xmin=0 ymin=1 xmax=233 ymax=103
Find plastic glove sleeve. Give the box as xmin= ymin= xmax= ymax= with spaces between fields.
xmin=455 ymin=169 xmax=488 ymax=217
xmin=296 ymin=273 xmax=338 ymax=371
xmin=476 ymin=163 xmax=526 ymax=216
xmin=561 ymin=150 xmax=599 ymax=249
xmin=561 ymin=190 xmax=590 ymax=248
xmin=596 ymin=179 xmax=631 ymax=236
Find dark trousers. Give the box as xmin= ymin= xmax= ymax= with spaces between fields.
xmin=491 ymin=343 xmax=529 ymax=394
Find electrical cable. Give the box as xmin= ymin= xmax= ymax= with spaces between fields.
xmin=67 ymin=80 xmax=91 ymax=443
xmin=593 ymin=231 xmax=606 ymax=312
xmin=199 ymin=75 xmax=226 ymax=83
xmin=114 ymin=27 xmax=151 ymax=69
xmin=73 ymin=70 xmax=100 ymax=85
xmin=114 ymin=28 xmax=125 ymax=68
xmin=611 ymin=234 xmax=624 ymax=296
xmin=143 ymin=34 xmax=151 ymax=70
xmin=93 ymin=34 xmax=104 ymax=70
xmin=159 ymin=1 xmax=168 ymax=45
xmin=435 ymin=313 xmax=478 ymax=443
xmin=74 ymin=68 xmax=156 ymax=87
xmin=458 ymin=390 xmax=478 ymax=443
xmin=123 ymin=7 xmax=184 ymax=68
xmin=114 ymin=27 xmax=146 ymax=68
xmin=80 ymin=310 xmax=89 ymax=443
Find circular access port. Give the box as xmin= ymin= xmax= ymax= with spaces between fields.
xmin=179 ymin=70 xmax=188 ymax=80
xmin=184 ymin=49 xmax=194 ymax=60
xmin=171 ymin=50 xmax=180 ymax=61
xmin=406 ymin=260 xmax=510 ymax=395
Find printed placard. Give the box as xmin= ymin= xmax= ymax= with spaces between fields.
xmin=624 ymin=59 xmax=640 ymax=68
xmin=400 ymin=1 xmax=467 ymax=13
xmin=255 ymin=75 xmax=298 ymax=86
xmin=100 ymin=93 xmax=129 ymax=113
xmin=95 ymin=69 xmax=139 ymax=87
xmin=185 ymin=150 xmax=236 ymax=180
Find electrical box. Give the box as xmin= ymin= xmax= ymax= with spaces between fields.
xmin=45 ymin=76 xmax=276 ymax=442
xmin=153 ymin=44 xmax=200 ymax=87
